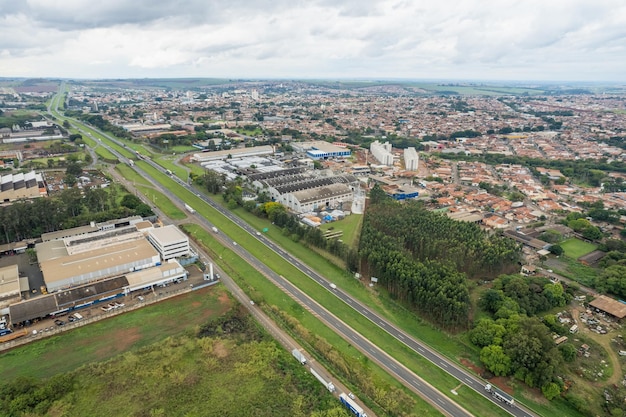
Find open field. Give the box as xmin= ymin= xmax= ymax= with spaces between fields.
xmin=187 ymin=160 xmax=206 ymax=177
xmin=93 ymin=144 xmax=118 ymax=160
xmin=170 ymin=144 xmax=197 ymax=153
xmin=61 ymin=333 xmax=343 ymax=417
xmin=319 ymin=212 xmax=363 ymax=248
xmin=561 ymin=238 xmax=598 ymax=259
xmin=0 ymin=288 xmax=346 ymax=417
xmin=0 ymin=286 xmax=231 ymax=379
xmin=548 ymin=256 xmax=599 ymax=287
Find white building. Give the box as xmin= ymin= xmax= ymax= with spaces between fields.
xmin=284 ymin=183 xmax=354 ymax=213
xmin=147 ymin=225 xmax=190 ymax=261
xmin=370 ymin=140 xmax=394 ymax=166
xmin=404 ymin=147 xmax=419 ymax=171
xmin=40 ymin=239 xmax=161 ymax=292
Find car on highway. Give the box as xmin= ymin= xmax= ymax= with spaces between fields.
xmin=330 ymin=283 xmax=337 ymax=289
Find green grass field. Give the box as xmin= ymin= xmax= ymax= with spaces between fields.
xmin=115 ymin=163 xmax=151 ymax=185
xmin=319 ymin=213 xmax=363 ymax=248
xmin=153 ymin=157 xmax=190 ymax=181
xmin=561 ymin=238 xmax=598 ymax=259
xmin=0 ymin=287 xmax=347 ymax=417
xmin=134 ymin=184 xmax=187 ymax=220
xmin=170 ymin=144 xmax=197 ymax=153
xmin=0 ymin=286 xmax=230 ymax=379
xmin=93 ymin=144 xmax=118 ymax=160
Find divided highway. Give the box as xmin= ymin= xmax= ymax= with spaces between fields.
xmin=50 ymin=92 xmax=540 ymax=417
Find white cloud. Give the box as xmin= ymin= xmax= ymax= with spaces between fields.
xmin=0 ymin=0 xmax=625 ymax=80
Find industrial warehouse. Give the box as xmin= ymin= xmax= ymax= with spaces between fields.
xmin=0 ymin=170 xmax=48 ymax=203
xmin=0 ymin=216 xmax=195 ymax=327
xmin=249 ymin=167 xmax=360 ymax=213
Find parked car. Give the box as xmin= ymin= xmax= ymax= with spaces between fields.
xmin=54 ymin=319 xmax=65 ymax=326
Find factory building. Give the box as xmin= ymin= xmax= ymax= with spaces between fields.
xmin=287 ymin=183 xmax=354 ymax=213
xmin=292 ymin=141 xmax=351 ymax=160
xmin=124 ymin=260 xmax=187 ymax=292
xmin=250 ymin=167 xmax=358 ymax=213
xmin=404 ymin=147 xmax=419 ymax=171
xmin=146 ymin=225 xmax=190 ymax=260
xmin=0 ymin=265 xmax=22 ymax=306
xmin=39 ymin=239 xmax=161 ymax=293
xmin=191 ymin=145 xmax=274 ymax=163
xmin=0 ymin=171 xmax=47 ymax=203
xmin=370 ymin=140 xmax=394 ymax=166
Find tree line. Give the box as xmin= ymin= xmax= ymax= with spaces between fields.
xmin=357 ymin=185 xmax=520 ymax=329
xmin=0 ymin=187 xmax=153 ymax=245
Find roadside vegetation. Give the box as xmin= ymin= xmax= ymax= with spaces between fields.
xmin=0 ymin=289 xmax=348 ymax=417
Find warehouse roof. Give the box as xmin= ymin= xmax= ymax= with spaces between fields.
xmin=147 ymin=225 xmax=188 ymax=245
xmin=125 ymin=261 xmax=186 ymax=291
xmin=292 ymin=183 xmax=353 ymax=204
xmin=0 ymin=265 xmax=20 ymax=299
xmin=40 ymin=239 xmax=158 ymax=286
xmin=589 ymin=295 xmax=626 ymax=319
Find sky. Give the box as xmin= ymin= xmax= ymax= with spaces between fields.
xmin=1 ymin=0 xmax=626 ymax=82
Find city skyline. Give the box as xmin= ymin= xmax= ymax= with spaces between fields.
xmin=1 ymin=0 xmax=626 ymax=82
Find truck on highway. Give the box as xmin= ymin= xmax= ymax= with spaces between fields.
xmin=310 ymin=367 xmax=335 ymax=393
xmin=485 ymin=383 xmax=515 ymax=407
xmin=184 ymin=203 xmax=195 ymax=214
xmin=339 ymin=392 xmax=367 ymax=417
xmin=292 ymin=348 xmax=307 ymax=365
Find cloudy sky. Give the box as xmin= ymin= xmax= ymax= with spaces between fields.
xmin=1 ymin=0 xmax=625 ymax=82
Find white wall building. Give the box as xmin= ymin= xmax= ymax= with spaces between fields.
xmin=370 ymin=140 xmax=394 ymax=166
xmin=40 ymin=239 xmax=161 ymax=292
xmin=404 ymin=147 xmax=419 ymax=171
xmin=147 ymin=225 xmax=190 ymax=260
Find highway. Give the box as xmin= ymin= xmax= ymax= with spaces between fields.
xmin=187 ymin=183 xmax=537 ymax=417
xmin=50 ymin=92 xmax=539 ymax=417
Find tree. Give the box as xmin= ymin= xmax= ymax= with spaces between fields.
xmin=66 ymin=161 xmax=83 ymax=177
xmin=480 ymin=290 xmax=504 ymax=314
xmin=541 ymin=382 xmax=561 ymax=400
xmin=558 ymin=343 xmax=577 ymax=362
xmin=469 ymin=319 xmax=506 ymax=347
xmin=582 ymin=226 xmax=603 ymax=241
xmin=64 ymin=173 xmax=77 ymax=188
xmin=480 ymin=345 xmax=511 ymax=376
xmin=548 ymin=245 xmax=564 ymax=256
xmin=120 ymin=194 xmax=143 ymax=210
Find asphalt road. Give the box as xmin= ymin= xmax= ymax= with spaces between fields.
xmin=56 ymin=102 xmax=540 ymax=417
